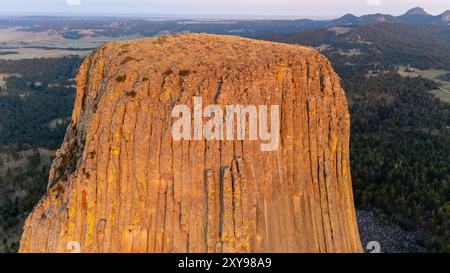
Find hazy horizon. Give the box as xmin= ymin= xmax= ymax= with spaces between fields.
xmin=0 ymin=0 xmax=449 ymax=19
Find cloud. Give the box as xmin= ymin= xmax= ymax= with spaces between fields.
xmin=66 ymin=0 xmax=81 ymax=6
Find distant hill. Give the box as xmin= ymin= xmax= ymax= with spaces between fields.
xmin=329 ymin=7 xmax=450 ymax=26
xmin=327 ymin=13 xmax=399 ymax=27
xmin=397 ymin=7 xmax=435 ymax=24
xmin=435 ymin=10 xmax=450 ymax=24
xmin=327 ymin=14 xmax=359 ymax=26
xmin=0 ymin=7 xmax=448 ymax=39
xmin=405 ymin=7 xmax=429 ymax=16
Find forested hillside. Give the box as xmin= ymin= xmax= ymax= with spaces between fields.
xmin=0 ymin=56 xmax=82 ymax=252
xmin=266 ymin=23 xmax=450 ymax=70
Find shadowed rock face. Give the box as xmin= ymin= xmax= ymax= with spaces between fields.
xmin=19 ymin=34 xmax=362 ymax=253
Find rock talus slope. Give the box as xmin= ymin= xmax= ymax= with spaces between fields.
xmin=19 ymin=34 xmax=362 ymax=253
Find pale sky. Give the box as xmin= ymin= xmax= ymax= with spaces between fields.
xmin=0 ymin=0 xmax=449 ymax=18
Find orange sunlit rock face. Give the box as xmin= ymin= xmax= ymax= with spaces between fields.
xmin=19 ymin=34 xmax=362 ymax=253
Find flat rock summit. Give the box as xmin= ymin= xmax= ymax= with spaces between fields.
xmin=19 ymin=34 xmax=362 ymax=253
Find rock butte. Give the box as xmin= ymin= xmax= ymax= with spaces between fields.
xmin=19 ymin=34 xmax=362 ymax=253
